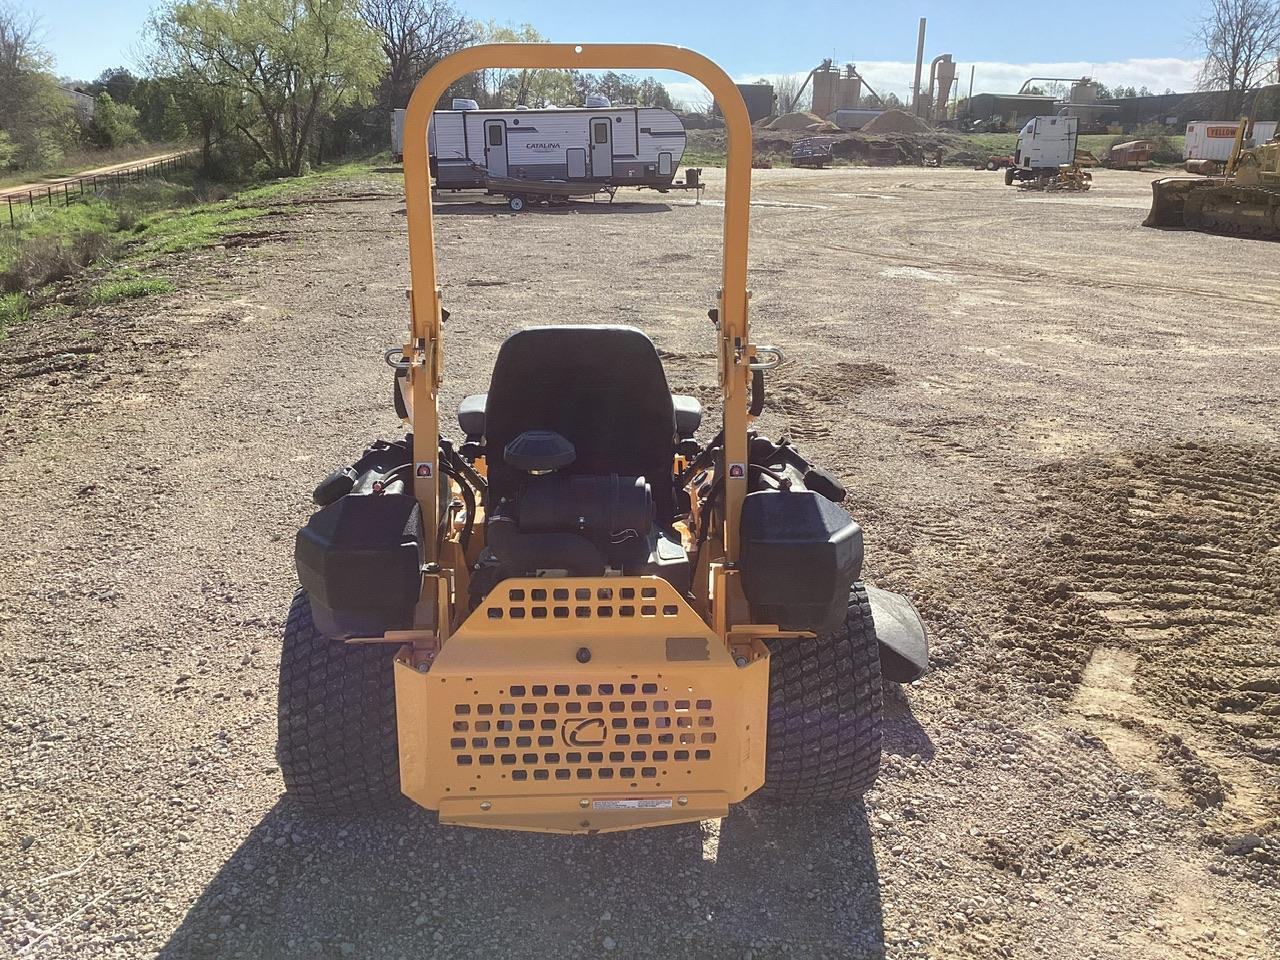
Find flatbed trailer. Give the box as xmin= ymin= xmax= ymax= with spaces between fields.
xmin=482 ymin=167 xmax=706 ymax=211
xmin=483 ymin=175 xmax=617 ymax=211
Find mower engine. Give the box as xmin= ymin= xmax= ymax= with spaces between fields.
xmin=471 ymin=429 xmax=690 ymax=602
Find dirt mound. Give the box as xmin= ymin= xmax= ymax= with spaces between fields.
xmin=861 ymin=109 xmax=931 ymax=134
xmin=766 ymin=111 xmax=824 ymax=131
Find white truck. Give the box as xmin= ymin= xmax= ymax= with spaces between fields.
xmin=1004 ymin=115 xmax=1079 ymax=185
xmin=1184 ymin=120 xmax=1278 ymax=172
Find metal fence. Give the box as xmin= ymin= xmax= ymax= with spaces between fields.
xmin=3 ymin=152 xmax=193 ymax=230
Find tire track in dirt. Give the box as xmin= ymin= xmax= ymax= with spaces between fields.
xmin=764 ymin=360 xmax=895 ymax=440
xmin=984 ymin=443 xmax=1280 ymax=884
xmin=760 ymin=211 xmax=1280 ymax=308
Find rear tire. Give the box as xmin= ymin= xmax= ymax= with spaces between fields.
xmin=508 ymin=195 xmax=525 ymax=212
xmin=276 ymin=590 xmax=401 ymax=813
xmin=762 ymin=585 xmax=883 ymax=801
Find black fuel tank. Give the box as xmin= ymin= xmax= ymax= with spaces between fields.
xmin=739 ymin=489 xmax=863 ymax=635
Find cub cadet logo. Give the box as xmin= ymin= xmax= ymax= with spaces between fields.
xmin=562 ymin=717 xmax=607 ymax=747
xmin=524 ymin=142 xmax=561 ymax=150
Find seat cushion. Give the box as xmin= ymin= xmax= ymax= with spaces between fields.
xmin=483 ymin=326 xmax=677 ymax=521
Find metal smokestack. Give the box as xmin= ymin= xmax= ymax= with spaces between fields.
xmin=912 ymin=17 xmax=926 ymax=116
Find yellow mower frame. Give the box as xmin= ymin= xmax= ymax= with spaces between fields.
xmin=391 ymin=44 xmax=781 ymax=833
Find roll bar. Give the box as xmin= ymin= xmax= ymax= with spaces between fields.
xmin=400 ymin=44 xmax=755 ymax=573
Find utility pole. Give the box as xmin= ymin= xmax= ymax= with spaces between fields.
xmin=912 ymin=18 xmax=927 ymax=117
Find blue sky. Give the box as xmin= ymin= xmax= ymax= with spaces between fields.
xmin=41 ymin=0 xmax=1212 ymax=101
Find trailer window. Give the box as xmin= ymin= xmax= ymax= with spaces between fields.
xmin=593 ymin=122 xmax=608 ymax=144
xmin=488 ymin=124 xmax=503 ymax=146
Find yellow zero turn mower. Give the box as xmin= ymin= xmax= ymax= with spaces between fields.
xmin=277 ymin=44 xmax=929 ymax=834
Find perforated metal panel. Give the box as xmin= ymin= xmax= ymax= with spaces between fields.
xmin=481 ymin=583 xmax=682 ymax=625
xmin=394 ymin=576 xmax=769 ymax=833
xmin=448 ymin=679 xmax=718 ymax=787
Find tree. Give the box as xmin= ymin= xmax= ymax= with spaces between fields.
xmin=0 ymin=2 xmax=74 ymax=168
xmin=770 ymin=74 xmax=802 ymax=114
xmin=358 ymin=0 xmax=472 ymax=110
xmin=1195 ymin=0 xmax=1280 ymax=115
xmin=151 ymin=0 xmax=384 ymax=175
xmin=462 ymin=22 xmax=575 ymax=108
xmin=90 ymin=66 xmax=139 ymax=103
xmin=0 ymin=129 xmax=16 ymax=167
xmin=91 ymin=91 xmax=142 ymax=147
xmin=864 ymin=91 xmax=903 ymax=110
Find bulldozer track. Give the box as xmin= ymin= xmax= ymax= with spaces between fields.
xmin=1184 ymin=184 xmax=1280 ymax=241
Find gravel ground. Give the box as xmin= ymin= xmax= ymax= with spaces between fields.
xmin=1 ymin=164 xmax=1278 ymax=959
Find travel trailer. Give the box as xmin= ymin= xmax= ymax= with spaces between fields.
xmin=392 ymin=99 xmax=688 ymax=191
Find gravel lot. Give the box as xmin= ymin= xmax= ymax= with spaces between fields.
xmin=2 ymin=164 xmax=1278 ymax=959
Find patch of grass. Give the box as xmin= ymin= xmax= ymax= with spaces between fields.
xmin=134 ymin=205 xmax=269 ymax=255
xmin=0 ymin=291 xmax=28 ymax=337
xmin=88 ymin=270 xmax=175 ymax=305
xmin=237 ymin=159 xmax=398 ymax=204
xmin=0 ymin=156 xmax=387 ymax=334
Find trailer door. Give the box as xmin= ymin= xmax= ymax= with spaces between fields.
xmin=484 ymin=120 xmax=508 ymax=177
xmin=590 ymin=117 xmax=613 ymax=179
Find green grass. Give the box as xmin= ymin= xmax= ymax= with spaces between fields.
xmin=134 ymin=205 xmax=269 ymax=255
xmin=0 ymin=291 xmax=27 ymax=337
xmin=0 ymin=157 xmax=391 ymax=337
xmin=88 ymin=270 xmax=175 ymax=305
xmin=967 ymin=132 xmax=1186 ymax=162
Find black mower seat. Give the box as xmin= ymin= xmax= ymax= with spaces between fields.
xmin=459 ymin=391 xmax=701 ymax=440
xmin=479 ymin=326 xmax=683 ymax=521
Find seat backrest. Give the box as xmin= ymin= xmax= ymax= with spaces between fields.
xmin=484 ymin=326 xmax=677 ymax=522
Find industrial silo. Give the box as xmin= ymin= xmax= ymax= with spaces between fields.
xmin=811 ymin=62 xmax=840 ymax=118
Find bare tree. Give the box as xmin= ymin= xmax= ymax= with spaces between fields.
xmin=359 ymin=0 xmax=473 ymax=110
xmin=771 ymin=74 xmax=802 ymax=115
xmin=1195 ymin=0 xmax=1280 ymax=115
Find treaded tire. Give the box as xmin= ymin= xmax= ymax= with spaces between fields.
xmin=277 ymin=590 xmax=401 ymax=813
xmin=762 ymin=585 xmax=883 ymax=801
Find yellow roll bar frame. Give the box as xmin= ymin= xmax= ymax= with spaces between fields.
xmin=400 ymin=44 xmax=755 ymax=632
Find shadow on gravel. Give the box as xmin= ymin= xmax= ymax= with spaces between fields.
xmin=158 ymin=796 xmax=885 ymax=958
xmin=882 ymin=684 xmax=936 ymax=762
xmin=431 ymin=199 xmax=674 ymax=216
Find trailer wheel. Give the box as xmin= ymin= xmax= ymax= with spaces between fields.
xmin=986 ymin=160 xmax=997 ymax=171
xmin=276 ymin=590 xmax=401 ymax=813
xmin=762 ymin=585 xmax=883 ymax=802
xmin=508 ymin=195 xmax=526 ymax=212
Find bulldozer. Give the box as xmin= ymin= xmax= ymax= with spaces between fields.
xmin=275 ymin=44 xmax=929 ymax=834
xmin=1145 ymin=117 xmax=1280 ymax=239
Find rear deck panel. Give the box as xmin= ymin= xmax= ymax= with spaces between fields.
xmin=394 ymin=577 xmax=768 ymax=832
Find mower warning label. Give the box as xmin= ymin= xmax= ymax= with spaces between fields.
xmin=592 ymin=798 xmax=673 ymax=811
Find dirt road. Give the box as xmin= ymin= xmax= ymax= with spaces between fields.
xmin=2 ymin=165 xmax=1277 ymax=959
xmin=0 ymin=150 xmax=192 ymax=202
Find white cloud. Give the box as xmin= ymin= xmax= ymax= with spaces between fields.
xmin=665 ymin=57 xmax=1205 ymax=109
